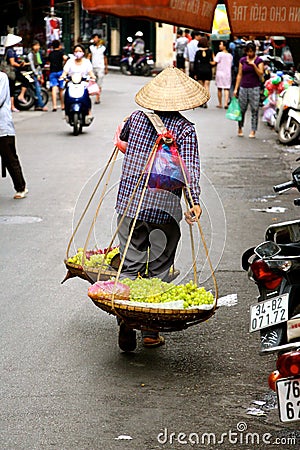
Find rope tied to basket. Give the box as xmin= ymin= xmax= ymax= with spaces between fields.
xmin=65 ymin=112 xmax=218 ymax=327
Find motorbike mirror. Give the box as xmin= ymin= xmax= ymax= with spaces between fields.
xmin=254 ymin=241 xmax=281 ymax=259
xmin=71 ymin=73 xmax=82 ymax=84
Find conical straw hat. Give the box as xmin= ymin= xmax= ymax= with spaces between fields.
xmin=4 ymin=34 xmax=22 ymax=47
xmin=135 ymin=66 xmax=210 ymax=111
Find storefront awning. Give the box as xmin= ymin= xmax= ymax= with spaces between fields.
xmin=81 ymin=0 xmax=218 ymax=32
xmin=226 ymin=0 xmax=300 ymax=37
xmin=81 ymin=0 xmax=300 ymax=37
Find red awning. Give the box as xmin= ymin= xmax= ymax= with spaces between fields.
xmin=82 ymin=0 xmax=300 ymax=37
xmin=81 ymin=0 xmax=218 ymax=32
xmin=226 ymin=0 xmax=300 ymax=37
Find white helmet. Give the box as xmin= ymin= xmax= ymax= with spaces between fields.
xmin=127 ymin=36 xmax=133 ymax=43
xmin=135 ymin=31 xmax=143 ymax=37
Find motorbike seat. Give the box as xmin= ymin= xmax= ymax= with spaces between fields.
xmin=278 ymin=242 xmax=300 ymax=256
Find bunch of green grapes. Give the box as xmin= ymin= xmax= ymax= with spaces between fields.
xmin=158 ymin=281 xmax=214 ymax=307
xmin=121 ymin=278 xmax=214 ymax=307
xmin=67 ymin=247 xmax=120 ymax=268
xmin=84 ymin=253 xmax=107 ymax=268
xmin=104 ymin=247 xmax=119 ymax=265
xmin=122 ymin=277 xmax=171 ymax=303
xmin=67 ymin=248 xmax=86 ymax=265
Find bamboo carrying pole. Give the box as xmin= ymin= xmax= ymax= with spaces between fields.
xmin=66 ymin=121 xmax=218 ymax=318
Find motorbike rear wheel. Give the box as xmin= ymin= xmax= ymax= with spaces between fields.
xmin=120 ymin=62 xmax=130 ymax=75
xmin=15 ymin=90 xmax=35 ymax=110
xmin=40 ymin=87 xmax=49 ymax=107
xmin=279 ymin=117 xmax=300 ymax=144
xmin=15 ymin=87 xmax=49 ymax=110
xmin=73 ymin=113 xmax=82 ymax=136
xmin=142 ymin=64 xmax=152 ymax=77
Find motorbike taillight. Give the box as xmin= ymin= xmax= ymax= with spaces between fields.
xmin=277 ymin=350 xmax=300 ymax=377
xmin=268 ymin=370 xmax=282 ymax=391
xmin=250 ymin=259 xmax=283 ymax=290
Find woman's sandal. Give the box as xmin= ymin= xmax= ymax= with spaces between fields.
xmin=143 ymin=335 xmax=165 ymax=348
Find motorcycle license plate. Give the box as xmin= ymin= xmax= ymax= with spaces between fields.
xmin=147 ymin=60 xmax=154 ymax=65
xmin=249 ymin=293 xmax=289 ymax=332
xmin=276 ymin=377 xmax=300 ymax=422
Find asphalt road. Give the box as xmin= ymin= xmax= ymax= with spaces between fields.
xmin=1 ymin=72 xmax=300 ymax=450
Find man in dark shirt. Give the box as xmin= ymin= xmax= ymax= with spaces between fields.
xmin=48 ymin=40 xmax=68 ymax=111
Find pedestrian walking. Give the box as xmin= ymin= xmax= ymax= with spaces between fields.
xmin=115 ymin=67 xmax=209 ymax=351
xmin=48 ymin=39 xmax=68 ymax=111
xmin=0 ymin=72 xmax=28 ymax=199
xmin=88 ymin=33 xmax=108 ymax=104
xmin=175 ymin=29 xmax=188 ymax=72
xmin=233 ymin=41 xmax=264 ymax=138
xmin=194 ymin=36 xmax=215 ymax=107
xmin=186 ymin=30 xmax=201 ymax=79
xmin=214 ymin=41 xmax=233 ymax=109
xmin=28 ymin=40 xmax=48 ymax=111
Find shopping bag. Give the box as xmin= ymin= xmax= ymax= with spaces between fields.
xmin=87 ymin=80 xmax=100 ymax=96
xmin=226 ymin=97 xmax=242 ymax=121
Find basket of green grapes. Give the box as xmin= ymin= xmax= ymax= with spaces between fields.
xmin=87 ymin=277 xmax=217 ymax=332
xmin=63 ymin=247 xmax=120 ymax=284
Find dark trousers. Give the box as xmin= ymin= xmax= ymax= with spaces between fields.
xmin=117 ymin=215 xmax=181 ymax=281
xmin=0 ymin=135 xmax=26 ymax=192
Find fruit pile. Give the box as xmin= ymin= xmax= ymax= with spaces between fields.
xmin=121 ymin=278 xmax=214 ymax=308
xmin=67 ymin=247 xmax=119 ymax=268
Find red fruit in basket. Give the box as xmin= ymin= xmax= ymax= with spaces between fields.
xmin=88 ymin=280 xmax=130 ymax=301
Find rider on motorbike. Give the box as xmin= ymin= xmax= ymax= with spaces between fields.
xmin=122 ymin=36 xmax=133 ymax=58
xmin=60 ymin=44 xmax=96 ymax=119
xmin=131 ymin=31 xmax=145 ymax=68
xmin=3 ymin=33 xmax=29 ymax=112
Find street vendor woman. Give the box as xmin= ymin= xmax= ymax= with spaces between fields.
xmin=115 ymin=67 xmax=209 ymax=351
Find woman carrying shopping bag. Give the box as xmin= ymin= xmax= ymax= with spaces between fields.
xmin=233 ymin=42 xmax=264 ymax=138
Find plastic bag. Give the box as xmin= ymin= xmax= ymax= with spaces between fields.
xmin=226 ymin=97 xmax=242 ymax=121
xmin=113 ymin=122 xmax=128 ymax=154
xmin=87 ymin=80 xmax=100 ymax=96
xmin=88 ymin=281 xmax=130 ymax=300
xmin=145 ymin=134 xmax=189 ymax=191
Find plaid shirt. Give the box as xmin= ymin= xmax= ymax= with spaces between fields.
xmin=115 ymin=110 xmax=200 ymax=224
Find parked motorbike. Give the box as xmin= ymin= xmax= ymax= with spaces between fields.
xmin=120 ymin=50 xmax=154 ymax=76
xmin=260 ymin=54 xmax=295 ymax=78
xmin=14 ymin=70 xmax=49 ymax=111
xmin=274 ymin=72 xmax=300 ymax=145
xmin=242 ymin=166 xmax=300 ymax=423
xmin=63 ymin=74 xmax=93 ymax=136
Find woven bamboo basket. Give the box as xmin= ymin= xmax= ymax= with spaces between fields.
xmin=90 ymin=296 xmax=216 ymax=332
xmin=63 ymin=260 xmax=117 ymax=284
xmin=64 ymin=143 xmax=218 ymax=332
